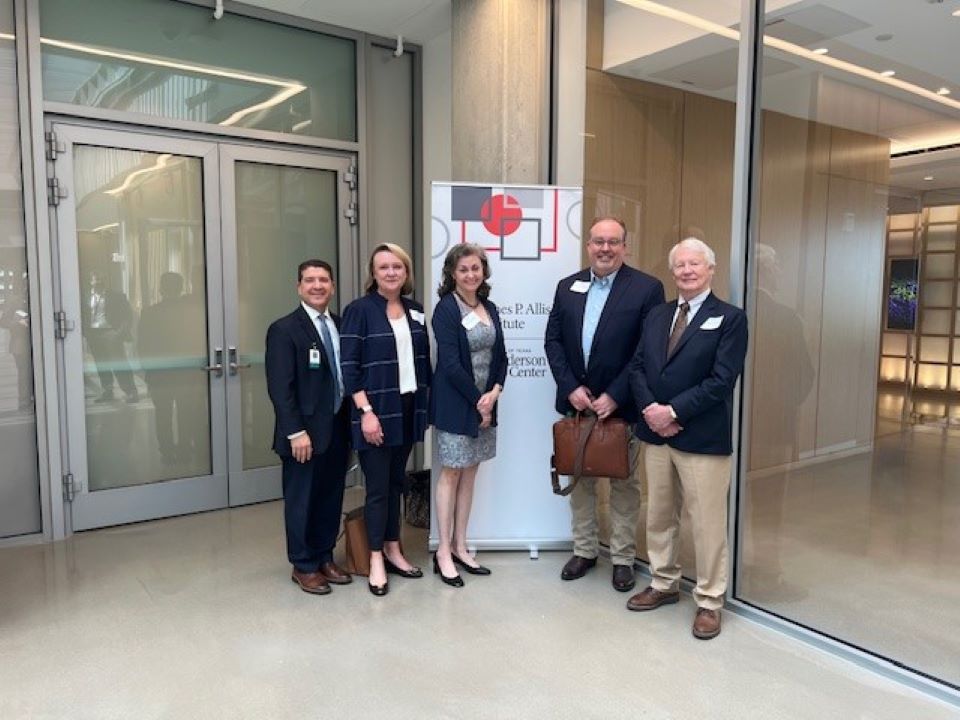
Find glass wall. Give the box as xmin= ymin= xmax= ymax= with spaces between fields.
xmin=584 ymin=0 xmax=745 ymax=572
xmin=0 ymin=0 xmax=41 ymax=538
xmin=40 ymin=0 xmax=357 ymax=142
xmin=741 ymin=0 xmax=960 ymax=687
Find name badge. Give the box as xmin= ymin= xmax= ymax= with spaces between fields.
xmin=309 ymin=347 xmax=321 ymax=369
xmin=700 ymin=316 xmax=724 ymax=330
xmin=462 ymin=311 xmax=481 ymax=330
xmin=409 ymin=309 xmax=425 ymax=324
xmin=570 ymin=280 xmax=590 ymax=294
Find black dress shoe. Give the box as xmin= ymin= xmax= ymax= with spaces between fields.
xmin=433 ymin=554 xmax=464 ymax=587
xmin=612 ymin=564 xmax=636 ymax=592
xmin=452 ymin=552 xmax=491 ymax=576
xmin=383 ymin=557 xmax=423 ymax=578
xmin=368 ymin=580 xmax=389 ymax=596
xmin=560 ymin=555 xmax=597 ymax=581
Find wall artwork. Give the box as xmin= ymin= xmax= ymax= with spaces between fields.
xmin=887 ymin=258 xmax=919 ymax=331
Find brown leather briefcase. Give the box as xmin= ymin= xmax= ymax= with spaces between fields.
xmin=551 ymin=413 xmax=631 ymax=496
xmin=343 ymin=506 xmax=370 ymax=576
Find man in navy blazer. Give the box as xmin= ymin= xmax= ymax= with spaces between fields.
xmin=626 ymin=238 xmax=748 ymax=640
xmin=265 ymin=259 xmax=352 ymax=595
xmin=545 ymin=216 xmax=665 ymax=591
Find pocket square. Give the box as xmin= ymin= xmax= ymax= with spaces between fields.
xmin=700 ymin=315 xmax=724 ymax=330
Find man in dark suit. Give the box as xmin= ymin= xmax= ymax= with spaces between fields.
xmin=626 ymin=238 xmax=748 ymax=639
xmin=545 ymin=216 xmax=665 ymax=591
xmin=265 ymin=259 xmax=352 ymax=595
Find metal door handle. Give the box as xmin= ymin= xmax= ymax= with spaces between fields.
xmin=203 ymin=347 xmax=224 ymax=377
xmin=228 ymin=346 xmax=251 ymax=375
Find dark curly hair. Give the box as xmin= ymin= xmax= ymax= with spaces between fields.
xmin=437 ymin=243 xmax=492 ymax=301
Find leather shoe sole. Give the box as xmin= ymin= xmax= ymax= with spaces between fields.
xmin=560 ymin=555 xmax=597 ymax=581
xmin=626 ymin=587 xmax=679 ymax=611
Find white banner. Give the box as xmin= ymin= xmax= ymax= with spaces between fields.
xmin=429 ymin=182 xmax=582 ymax=550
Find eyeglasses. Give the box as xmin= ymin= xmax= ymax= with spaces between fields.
xmin=588 ymin=238 xmax=624 ymax=248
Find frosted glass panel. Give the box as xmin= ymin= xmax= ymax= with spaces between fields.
xmin=928 ymin=206 xmax=958 ymax=223
xmin=919 ymin=337 xmax=949 ymax=363
xmin=40 ymin=0 xmax=356 ymax=141
xmin=916 ymin=364 xmax=947 ymax=389
xmin=922 ymin=309 xmax=950 ymax=335
xmin=881 ymin=333 xmax=908 ymax=356
xmin=922 ymin=281 xmax=952 ymax=307
xmin=889 ymin=214 xmax=916 ymax=231
xmin=924 ymin=253 xmax=954 ymax=279
xmin=879 ymin=357 xmax=905 ymax=382
xmin=235 ymin=161 xmax=338 ymax=470
xmin=74 ymin=146 xmax=211 ymax=490
xmin=926 ymin=226 xmax=957 ymax=252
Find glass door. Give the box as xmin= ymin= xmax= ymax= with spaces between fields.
xmin=54 ymin=124 xmax=227 ymax=530
xmin=219 ymin=145 xmax=356 ymax=506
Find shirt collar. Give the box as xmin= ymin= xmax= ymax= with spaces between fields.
xmin=678 ymin=288 xmax=711 ymax=310
xmin=590 ymin=268 xmax=619 ymax=286
xmin=301 ymin=301 xmax=330 ymax=323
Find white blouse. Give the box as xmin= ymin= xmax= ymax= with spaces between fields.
xmin=389 ymin=316 xmax=418 ymax=394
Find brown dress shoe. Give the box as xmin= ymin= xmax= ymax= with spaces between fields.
xmin=626 ymin=585 xmax=680 ymax=611
xmin=560 ymin=555 xmax=597 ymax=581
xmin=291 ymin=569 xmax=332 ymax=595
xmin=319 ymin=561 xmax=353 ymax=585
xmin=692 ymin=608 xmax=721 ymax=639
xmin=612 ymin=564 xmax=636 ymax=592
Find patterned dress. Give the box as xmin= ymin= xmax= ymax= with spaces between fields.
xmin=436 ymin=296 xmax=498 ymax=468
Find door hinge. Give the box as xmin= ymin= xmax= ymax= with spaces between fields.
xmin=47 ymin=177 xmax=68 ymax=206
xmin=62 ymin=473 xmax=76 ymax=502
xmin=54 ymin=310 xmax=74 ymax=339
xmin=343 ymin=163 xmax=357 ymax=190
xmin=344 ymin=201 xmax=358 ymax=225
xmin=45 ymin=131 xmax=65 ymax=161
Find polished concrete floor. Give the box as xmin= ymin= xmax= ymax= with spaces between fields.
xmin=0 ymin=501 xmax=955 ymax=720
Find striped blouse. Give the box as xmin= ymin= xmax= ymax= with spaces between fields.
xmin=340 ymin=291 xmax=431 ymax=450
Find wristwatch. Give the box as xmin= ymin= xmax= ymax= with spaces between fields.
xmin=360 ymin=404 xmax=373 ymax=414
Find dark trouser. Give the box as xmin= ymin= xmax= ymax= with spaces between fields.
xmin=359 ymin=394 xmax=414 ymax=551
xmin=281 ymin=419 xmax=350 ymax=573
xmin=87 ymin=329 xmax=137 ymax=396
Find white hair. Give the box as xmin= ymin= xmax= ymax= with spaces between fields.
xmin=668 ymin=237 xmax=716 ymax=270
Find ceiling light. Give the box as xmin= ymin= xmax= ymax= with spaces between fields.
xmin=937 ymin=87 xmax=951 ymax=95
xmin=880 ymin=70 xmax=896 ymax=77
xmin=812 ymin=47 xmax=829 ymax=55
xmin=924 ymin=176 xmax=935 ymax=181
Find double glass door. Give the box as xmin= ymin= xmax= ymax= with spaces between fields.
xmin=51 ymin=122 xmax=355 ymax=530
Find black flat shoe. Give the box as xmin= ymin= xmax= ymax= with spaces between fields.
xmin=383 ymin=557 xmax=423 ymax=578
xmin=368 ymin=580 xmax=389 ymax=597
xmin=452 ymin=552 xmax=491 ymax=576
xmin=432 ymin=554 xmax=464 ymax=587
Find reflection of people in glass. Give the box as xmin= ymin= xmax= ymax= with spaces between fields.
xmin=83 ymin=271 xmax=138 ymax=403
xmin=745 ymin=244 xmax=814 ymax=600
xmin=138 ymin=272 xmax=190 ymax=464
xmin=0 ymin=272 xmax=33 ymax=412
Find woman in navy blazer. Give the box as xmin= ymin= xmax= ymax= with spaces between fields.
xmin=429 ymin=244 xmax=507 ymax=586
xmin=340 ymin=243 xmax=431 ymax=596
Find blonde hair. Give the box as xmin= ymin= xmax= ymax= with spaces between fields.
xmin=365 ymin=243 xmax=415 ymax=296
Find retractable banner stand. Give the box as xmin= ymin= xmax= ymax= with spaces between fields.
xmin=429 ymin=183 xmax=582 ymax=552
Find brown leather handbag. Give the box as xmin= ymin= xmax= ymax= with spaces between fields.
xmin=551 ymin=413 xmax=631 ymax=496
xmin=342 ymin=506 xmax=370 ymax=576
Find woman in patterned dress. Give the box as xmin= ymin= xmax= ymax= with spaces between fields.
xmin=430 ymin=244 xmax=507 ymax=587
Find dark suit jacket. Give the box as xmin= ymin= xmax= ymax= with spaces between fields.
xmin=630 ymin=292 xmax=748 ymax=455
xmin=545 ymin=264 xmax=664 ymax=422
xmin=430 ymin=292 xmax=508 ymax=437
xmin=265 ymin=305 xmax=347 ymax=458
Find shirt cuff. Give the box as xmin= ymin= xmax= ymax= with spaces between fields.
xmin=287 ymin=430 xmax=307 ymax=440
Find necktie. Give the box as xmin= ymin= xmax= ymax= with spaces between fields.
xmin=667 ymin=301 xmax=690 ymax=359
xmin=317 ymin=314 xmax=342 ymax=412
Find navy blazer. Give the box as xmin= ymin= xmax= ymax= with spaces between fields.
xmin=544 ymin=264 xmax=664 ymax=422
xmin=340 ymin=292 xmax=431 ymax=450
xmin=264 ymin=305 xmax=348 ymax=458
xmin=430 ymin=292 xmax=508 ymax=437
xmin=629 ymin=292 xmax=748 ymax=455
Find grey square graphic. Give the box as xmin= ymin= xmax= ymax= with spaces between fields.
xmin=510 ymin=188 xmax=544 ymax=210
xmin=500 ymin=218 xmax=542 ymax=261
xmin=452 ymin=186 xmax=492 ymax=221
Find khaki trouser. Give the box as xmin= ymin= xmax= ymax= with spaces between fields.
xmin=569 ymin=438 xmax=642 ymax=566
xmin=644 ymin=443 xmax=732 ymax=610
